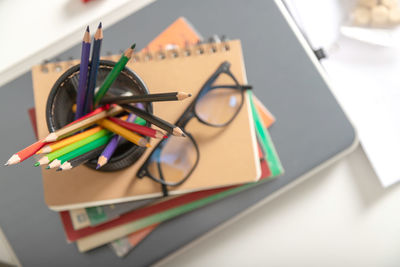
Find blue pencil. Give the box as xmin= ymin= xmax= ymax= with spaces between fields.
xmin=84 ymin=22 xmax=103 ymax=114
xmin=75 ymin=26 xmax=91 ymax=119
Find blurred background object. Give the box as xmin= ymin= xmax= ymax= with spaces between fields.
xmin=285 ymin=0 xmax=400 ymax=187
xmin=0 ymin=0 xmax=154 ymax=87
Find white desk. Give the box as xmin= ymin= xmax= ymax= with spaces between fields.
xmin=161 ymin=146 xmax=400 ymax=267
xmin=1 ymin=1 xmax=400 ymax=266
xmin=0 ymin=0 xmax=154 ymax=88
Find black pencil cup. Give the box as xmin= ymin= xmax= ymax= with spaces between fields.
xmin=46 ymin=60 xmax=152 ymax=172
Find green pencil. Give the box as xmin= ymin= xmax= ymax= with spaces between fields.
xmin=93 ymin=43 xmax=136 ymax=107
xmin=48 ymin=134 xmax=112 ymax=169
xmin=35 ymin=129 xmax=110 ymax=166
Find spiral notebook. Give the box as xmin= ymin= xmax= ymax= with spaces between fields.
xmin=32 ymin=39 xmax=261 ymax=211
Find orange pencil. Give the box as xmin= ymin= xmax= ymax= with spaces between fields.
xmin=37 ymin=126 xmax=103 ymax=154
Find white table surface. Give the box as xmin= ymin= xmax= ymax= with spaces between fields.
xmin=1 ymin=1 xmax=400 ymax=266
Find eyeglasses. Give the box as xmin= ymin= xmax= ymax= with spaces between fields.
xmin=137 ymin=61 xmax=252 ymax=189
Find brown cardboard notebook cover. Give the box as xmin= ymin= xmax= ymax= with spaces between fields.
xmin=32 ymin=40 xmax=260 ymax=211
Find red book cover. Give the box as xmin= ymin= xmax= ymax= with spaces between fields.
xmin=60 ymin=156 xmax=270 ymax=242
xmin=28 ymin=108 xmax=38 ymax=140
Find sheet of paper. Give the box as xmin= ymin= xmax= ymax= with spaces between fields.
xmin=322 ymin=37 xmax=400 ymax=187
xmin=286 ymin=0 xmax=400 ymax=187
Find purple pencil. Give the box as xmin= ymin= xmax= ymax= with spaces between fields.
xmin=96 ymin=113 xmax=136 ymax=169
xmin=75 ymin=26 xmax=91 ymax=119
xmin=96 ymin=103 xmax=145 ymax=169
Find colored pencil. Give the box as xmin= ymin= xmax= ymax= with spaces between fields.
xmin=37 ymin=126 xmax=102 ymax=154
xmin=6 ymin=105 xmax=108 ymax=165
xmin=49 ymin=134 xmax=111 ymax=169
xmin=100 ymin=92 xmax=192 ymax=105
xmin=96 ymin=113 xmax=136 ymax=169
xmin=69 ymin=105 xmax=108 ymax=125
xmin=75 ymin=26 xmax=91 ymax=119
xmin=108 ymin=117 xmax=167 ymax=139
xmin=84 ymin=22 xmax=103 ymax=114
xmin=48 ymin=134 xmax=111 ymax=169
xmin=97 ymin=118 xmax=149 ymax=147
xmin=93 ymin=43 xmax=136 ymax=106
xmin=44 ymin=105 xmax=123 ymax=142
xmin=131 ymin=103 xmax=147 ymax=126
xmin=134 ymin=116 xmax=146 ymax=126
xmin=72 ymin=104 xmax=147 ymax=125
xmin=5 ymin=140 xmax=47 ymax=165
xmin=36 ymin=129 xmax=110 ymax=166
xmin=57 ymin=144 xmax=108 ymax=171
xmin=121 ymin=104 xmax=185 ymax=137
xmin=95 ymin=107 xmax=145 ymax=169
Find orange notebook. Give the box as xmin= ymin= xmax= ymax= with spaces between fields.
xmin=144 ymin=17 xmax=202 ymax=51
xmin=32 ymin=39 xmax=260 ymax=211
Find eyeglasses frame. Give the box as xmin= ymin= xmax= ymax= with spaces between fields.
xmin=136 ymin=61 xmax=252 ymax=187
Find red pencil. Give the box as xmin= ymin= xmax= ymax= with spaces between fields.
xmin=6 ymin=105 xmax=111 ymax=166
xmin=68 ymin=104 xmax=110 ymax=126
xmin=108 ymin=117 xmax=167 ymax=139
xmin=5 ymin=139 xmax=47 ymax=165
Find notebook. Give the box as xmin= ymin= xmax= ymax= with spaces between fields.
xmin=144 ymin=17 xmax=202 ymax=51
xmin=77 ymin=157 xmax=271 ymax=252
xmin=107 ymin=99 xmax=275 ymax=257
xmin=56 ymin=95 xmax=280 ymax=245
xmin=65 ymin=18 xmax=276 ymax=231
xmin=26 ymin=82 xmax=279 ymax=247
xmin=72 ymin=101 xmax=279 ymax=252
xmin=66 ymin=96 xmax=276 ymax=230
xmin=32 ymin=39 xmax=261 ymax=211
xmin=67 ymin=16 xmax=202 ymax=230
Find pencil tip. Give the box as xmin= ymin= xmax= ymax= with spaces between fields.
xmin=96 ymin=164 xmax=101 ymax=170
xmin=86 ymin=25 xmax=90 ymax=32
xmin=45 ymin=166 xmax=50 ymax=170
xmin=163 ymin=135 xmax=168 ymax=139
xmin=34 ymin=162 xmax=40 ymax=167
xmin=98 ymin=22 xmax=102 ymax=29
xmin=45 ymin=133 xmax=57 ymax=142
xmin=131 ymin=43 xmax=136 ymax=49
xmin=4 ymin=162 xmax=9 ymax=166
xmin=56 ymin=168 xmax=62 ymax=172
xmin=188 ymin=93 xmax=192 ymax=97
xmin=5 ymin=154 xmax=20 ymax=165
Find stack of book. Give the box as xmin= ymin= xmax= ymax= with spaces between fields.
xmin=26 ymin=17 xmax=283 ymax=257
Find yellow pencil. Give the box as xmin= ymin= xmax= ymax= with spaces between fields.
xmin=37 ymin=126 xmax=103 ymax=154
xmin=97 ymin=118 xmax=150 ymax=147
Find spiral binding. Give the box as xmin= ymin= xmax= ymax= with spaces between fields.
xmin=39 ymin=36 xmax=231 ymax=73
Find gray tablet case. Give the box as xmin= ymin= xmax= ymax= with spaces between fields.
xmin=0 ymin=0 xmax=356 ymax=266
